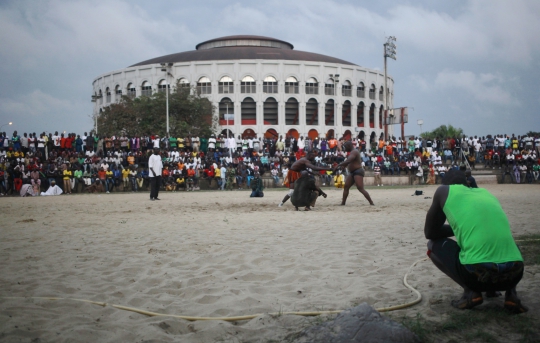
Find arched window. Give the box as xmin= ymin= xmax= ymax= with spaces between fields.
xmin=219 ymin=97 xmax=234 ymax=124
xmin=158 ymin=79 xmax=169 ymax=93
xmin=342 ymin=100 xmax=351 ymax=126
xmin=285 ymin=98 xmax=299 ymax=125
xmin=241 ymin=97 xmax=256 ymax=125
xmin=379 ymin=105 xmax=384 ymax=129
xmin=98 ymin=89 xmax=103 ymax=104
xmin=325 ymin=78 xmax=335 ymax=96
xmin=342 ymin=80 xmax=352 ymax=97
xmin=369 ymin=84 xmax=376 ymax=100
xmin=369 ymin=103 xmax=375 ymax=128
xmin=305 ymin=77 xmax=318 ymax=95
xmin=197 ymin=77 xmax=211 ymax=94
xmin=105 ymin=87 xmax=111 ymax=103
xmin=357 ymin=101 xmax=365 ymax=127
xmin=357 ymin=82 xmax=365 ymax=98
xmin=219 ymin=76 xmax=234 ymax=94
xmin=115 ymin=85 xmax=122 ymax=96
xmin=127 ymin=83 xmax=136 ymax=98
xmin=263 ymin=76 xmax=278 ymax=94
xmin=178 ymin=78 xmax=190 ymax=88
xmin=285 ymin=76 xmax=298 ymax=94
xmin=379 ymin=86 xmax=384 ymax=101
xmin=325 ymin=99 xmax=334 ymax=125
xmin=141 ymin=81 xmax=152 ymax=97
xmin=306 ymin=98 xmax=318 ymax=125
xmin=241 ymin=76 xmax=256 ymax=93
xmin=263 ymin=97 xmax=278 ymax=124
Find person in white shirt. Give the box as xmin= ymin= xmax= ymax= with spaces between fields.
xmin=208 ymin=135 xmax=216 ymax=151
xmin=227 ymin=136 xmax=236 ymax=155
xmin=41 ymin=180 xmax=63 ymax=196
xmin=148 ymin=148 xmax=163 ymax=201
xmin=152 ymin=135 xmax=160 ymax=149
xmin=220 ymin=164 xmax=227 ymax=190
xmin=298 ymin=136 xmax=305 ymax=152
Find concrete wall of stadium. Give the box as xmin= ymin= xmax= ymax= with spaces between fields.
xmin=92 ymin=59 xmax=394 ymax=144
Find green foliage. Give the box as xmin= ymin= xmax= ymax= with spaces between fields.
xmin=97 ymin=85 xmax=217 ymax=137
xmin=398 ymin=310 xmax=539 ymax=343
xmin=526 ymin=131 xmax=540 ymax=137
xmin=421 ymin=124 xmax=464 ymax=140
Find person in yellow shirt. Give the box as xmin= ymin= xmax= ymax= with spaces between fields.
xmin=176 ymin=176 xmax=185 ymax=190
xmin=334 ymin=171 xmax=345 ymax=188
xmin=63 ymin=166 xmax=72 ymax=194
xmin=105 ymin=169 xmax=114 ymax=193
xmin=122 ymin=168 xmax=130 ymax=190
xmin=177 ymin=137 xmax=185 ymax=151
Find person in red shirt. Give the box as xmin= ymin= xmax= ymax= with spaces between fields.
xmin=60 ymin=134 xmax=67 ymax=151
xmin=65 ymin=134 xmax=73 ymax=151
xmin=328 ymin=137 xmax=337 ymax=152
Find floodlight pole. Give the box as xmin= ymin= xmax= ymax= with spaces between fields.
xmin=383 ymin=36 xmax=396 ymax=140
xmin=226 ymin=101 xmax=232 ymax=159
xmin=161 ymin=63 xmax=173 ymax=136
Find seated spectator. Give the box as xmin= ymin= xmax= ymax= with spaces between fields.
xmin=41 ymin=180 xmax=63 ymax=196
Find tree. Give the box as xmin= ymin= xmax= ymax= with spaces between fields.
xmin=421 ymin=124 xmax=464 ymax=139
xmin=96 ymin=84 xmax=217 ymax=137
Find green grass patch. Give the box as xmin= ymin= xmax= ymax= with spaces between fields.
xmin=515 ymin=234 xmax=540 ymax=265
xmin=397 ymin=309 xmax=539 ymax=343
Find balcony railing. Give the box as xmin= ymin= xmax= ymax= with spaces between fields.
xmin=379 ymin=93 xmax=383 ymax=101
xmin=325 ymin=87 xmax=335 ymax=96
xmin=342 ymin=88 xmax=352 ymax=97
xmin=285 ymin=85 xmax=299 ymax=94
xmin=369 ymin=91 xmax=375 ymax=100
xmin=241 ymin=84 xmax=256 ymax=93
xmin=357 ymin=89 xmax=365 ymax=98
xmin=218 ymin=85 xmax=234 ymax=94
xmin=141 ymin=89 xmax=152 ymax=97
xmin=263 ymin=84 xmax=278 ymax=93
xmin=305 ymin=85 xmax=319 ymax=94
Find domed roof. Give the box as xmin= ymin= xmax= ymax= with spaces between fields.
xmin=129 ymin=35 xmax=356 ymax=67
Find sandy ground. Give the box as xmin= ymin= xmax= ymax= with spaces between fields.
xmin=0 ymin=184 xmax=538 ymax=343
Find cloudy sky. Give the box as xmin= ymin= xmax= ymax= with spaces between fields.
xmin=1 ymin=0 xmax=539 ymax=137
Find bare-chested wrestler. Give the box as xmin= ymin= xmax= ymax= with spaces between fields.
xmin=336 ymin=141 xmax=375 ymax=206
xmin=278 ymin=149 xmax=332 ymax=207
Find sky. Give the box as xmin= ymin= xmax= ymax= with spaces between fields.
xmin=0 ymin=0 xmax=539 ymax=137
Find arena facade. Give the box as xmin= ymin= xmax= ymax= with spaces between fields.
xmin=92 ymin=35 xmax=394 ymax=146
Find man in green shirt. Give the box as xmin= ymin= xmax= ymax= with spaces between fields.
xmin=424 ymin=169 xmax=527 ymax=313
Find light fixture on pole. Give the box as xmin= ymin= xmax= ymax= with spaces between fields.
xmin=161 ymin=62 xmax=174 ymax=135
xmin=225 ymin=98 xmax=232 ymax=159
xmin=0 ymin=122 xmax=13 ymax=131
xmin=383 ymin=36 xmax=397 ymax=139
xmin=329 ymin=74 xmax=340 ymax=138
xmin=91 ymin=94 xmax=103 ymax=134
xmin=417 ymin=119 xmax=424 ymax=136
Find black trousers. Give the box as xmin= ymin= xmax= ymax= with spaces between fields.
xmin=150 ymin=176 xmax=161 ymax=199
xmin=428 ymin=238 xmax=523 ymax=293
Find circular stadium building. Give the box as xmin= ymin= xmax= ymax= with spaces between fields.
xmin=92 ymin=35 xmax=394 ymax=146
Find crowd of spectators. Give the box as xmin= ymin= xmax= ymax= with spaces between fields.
xmin=1 ymin=130 xmax=539 ymax=196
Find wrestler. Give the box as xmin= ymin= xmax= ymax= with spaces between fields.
xmin=335 ymin=141 xmax=374 ymax=206
xmin=291 ymin=171 xmax=327 ymax=211
xmin=278 ymin=149 xmax=332 ymax=207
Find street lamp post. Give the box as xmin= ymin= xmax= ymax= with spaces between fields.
xmin=91 ymin=95 xmax=103 ymax=134
xmin=329 ymin=73 xmax=340 ymax=139
xmin=0 ymin=122 xmax=13 ymax=132
xmin=225 ymin=99 xmax=232 ymax=159
xmin=384 ymin=36 xmax=397 ymax=140
xmin=161 ymin=63 xmax=174 ymax=135
xmin=417 ymin=119 xmax=424 ymax=136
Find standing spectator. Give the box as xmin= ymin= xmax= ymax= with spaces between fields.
xmin=148 ymin=148 xmax=163 ymax=200
xmin=373 ymin=163 xmax=382 ymax=186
